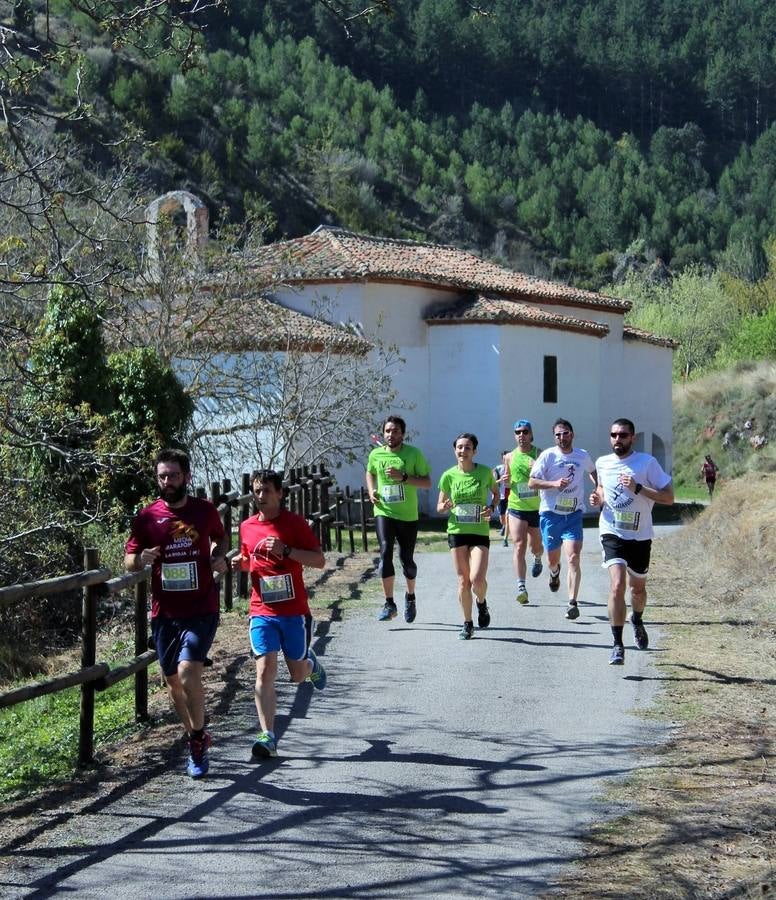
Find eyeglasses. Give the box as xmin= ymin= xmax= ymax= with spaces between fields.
xmin=514 ymin=429 xmax=530 ymax=435
xmin=610 ymin=432 xmax=633 ymax=439
xmin=554 ymin=431 xmax=571 ymax=438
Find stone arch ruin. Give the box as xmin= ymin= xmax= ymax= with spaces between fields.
xmin=145 ymin=190 xmax=209 ymax=278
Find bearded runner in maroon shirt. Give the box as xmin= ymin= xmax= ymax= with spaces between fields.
xmin=125 ymin=448 xmax=227 ymax=779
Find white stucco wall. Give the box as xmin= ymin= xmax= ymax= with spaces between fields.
xmin=264 ymin=281 xmax=674 ymax=503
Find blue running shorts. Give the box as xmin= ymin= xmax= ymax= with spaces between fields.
xmin=151 ymin=613 xmax=219 ymax=676
xmin=540 ymin=509 xmax=584 ymax=551
xmin=250 ymin=615 xmax=306 ymax=661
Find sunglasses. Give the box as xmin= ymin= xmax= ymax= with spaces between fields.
xmin=514 ymin=429 xmax=530 ymax=435
xmin=610 ymin=432 xmax=633 ymax=439
xmin=554 ymin=431 xmax=571 ymax=438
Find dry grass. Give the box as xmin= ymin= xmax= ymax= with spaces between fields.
xmin=550 ymin=475 xmax=776 ymax=898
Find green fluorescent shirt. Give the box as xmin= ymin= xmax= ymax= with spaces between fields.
xmin=367 ymin=443 xmax=431 ymax=522
xmin=507 ymin=446 xmax=541 ymax=511
xmin=438 ymin=463 xmax=497 ymax=535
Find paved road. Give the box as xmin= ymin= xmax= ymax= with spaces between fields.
xmin=4 ymin=527 xmax=671 ymax=899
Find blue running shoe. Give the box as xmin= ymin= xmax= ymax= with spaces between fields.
xmin=308 ymin=649 xmax=327 ymax=691
xmin=609 ymin=645 xmax=625 ymax=665
xmin=186 ymin=731 xmax=211 ymax=778
xmin=531 ymin=557 xmax=543 ymax=578
xmin=251 ymin=731 xmax=278 ymax=759
xmin=378 ymin=601 xmax=397 ymax=621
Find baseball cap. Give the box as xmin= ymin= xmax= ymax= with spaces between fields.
xmin=513 ymin=419 xmax=532 ymax=431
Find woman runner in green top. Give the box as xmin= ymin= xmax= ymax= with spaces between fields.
xmin=437 ymin=433 xmax=499 ymax=640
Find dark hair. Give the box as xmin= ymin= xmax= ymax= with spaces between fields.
xmin=251 ymin=469 xmax=284 ymax=492
xmin=453 ymin=432 xmax=478 ymax=449
xmin=155 ymin=448 xmax=190 ymax=474
xmin=553 ymin=418 xmax=573 ymax=434
xmin=611 ymin=417 xmax=635 ymax=435
xmin=382 ymin=415 xmax=406 ymax=435
xmin=501 ymin=449 xmax=509 ymax=456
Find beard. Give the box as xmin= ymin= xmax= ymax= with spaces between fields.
xmin=161 ymin=483 xmax=188 ymax=504
xmin=612 ymin=444 xmax=629 ymax=457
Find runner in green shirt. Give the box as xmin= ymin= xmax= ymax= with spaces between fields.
xmin=437 ymin=432 xmax=499 ymax=640
xmin=503 ymin=419 xmax=544 ymax=606
xmin=366 ymin=415 xmax=431 ymax=623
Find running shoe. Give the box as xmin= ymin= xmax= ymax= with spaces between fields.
xmin=548 ymin=568 xmax=561 ymax=592
xmin=515 ymin=585 xmax=529 ymax=605
xmin=609 ymin=644 xmax=625 ymax=665
xmin=377 ymin=600 xmax=398 ymax=621
xmin=308 ymin=649 xmax=327 ymax=690
xmin=502 ymin=537 xmax=509 ymax=547
xmin=251 ymin=731 xmax=278 ymax=759
xmin=476 ymin=601 xmax=491 ymax=629
xmin=404 ymin=593 xmax=417 ymax=623
xmin=531 ymin=557 xmax=543 ymax=578
xmin=186 ymin=731 xmax=212 ymax=778
xmin=459 ymin=621 xmax=474 ymax=640
xmin=631 ymin=614 xmax=649 ymax=650
xmin=565 ymin=602 xmax=580 ymax=620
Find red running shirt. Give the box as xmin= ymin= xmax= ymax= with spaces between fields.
xmin=126 ymin=496 xmax=225 ymax=618
xmin=239 ymin=510 xmax=321 ymax=617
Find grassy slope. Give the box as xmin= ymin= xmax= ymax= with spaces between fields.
xmin=672 ymin=362 xmax=776 ymax=493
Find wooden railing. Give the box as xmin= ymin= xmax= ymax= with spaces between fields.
xmin=0 ymin=467 xmax=374 ymax=765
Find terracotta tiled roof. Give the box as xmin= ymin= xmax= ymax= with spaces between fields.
xmin=425 ymin=294 xmax=609 ymax=337
xmin=130 ymin=295 xmax=371 ymax=355
xmin=623 ymin=324 xmax=678 ymax=349
xmin=248 ymin=227 xmax=631 ymax=313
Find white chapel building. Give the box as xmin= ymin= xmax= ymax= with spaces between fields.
xmin=246 ymin=226 xmax=675 ymax=511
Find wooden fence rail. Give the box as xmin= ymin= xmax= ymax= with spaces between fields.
xmin=0 ymin=467 xmax=374 ymax=766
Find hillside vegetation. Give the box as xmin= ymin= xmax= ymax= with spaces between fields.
xmin=14 ymin=0 xmax=776 ymax=283
xmin=672 ymin=361 xmax=776 ymax=490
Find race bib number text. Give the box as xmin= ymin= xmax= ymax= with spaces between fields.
xmin=161 ymin=562 xmax=199 ymax=592
xmin=259 ymin=574 xmax=295 ymax=604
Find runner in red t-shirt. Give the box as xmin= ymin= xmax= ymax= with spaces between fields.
xmin=125 ymin=448 xmax=227 ymax=778
xmin=232 ymin=469 xmax=327 ymax=759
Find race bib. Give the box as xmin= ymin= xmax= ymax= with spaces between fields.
xmin=554 ymin=496 xmax=578 ymax=513
xmin=455 ymin=503 xmax=482 ymax=524
xmin=381 ymin=483 xmax=405 ymax=503
xmin=259 ymin=574 xmax=295 ymax=604
xmin=161 ymin=562 xmax=199 ymax=592
xmin=517 ymin=483 xmax=538 ymax=499
xmin=613 ymin=510 xmax=640 ymax=532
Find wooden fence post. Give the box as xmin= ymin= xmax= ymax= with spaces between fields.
xmin=240 ymin=473 xmax=251 ymax=599
xmin=222 ymin=477 xmax=233 ymax=612
xmin=134 ymin=576 xmax=149 ymax=721
xmin=345 ymin=486 xmax=356 ymax=553
xmin=79 ymin=548 xmax=99 ymax=766
xmin=360 ymin=487 xmax=369 ymax=552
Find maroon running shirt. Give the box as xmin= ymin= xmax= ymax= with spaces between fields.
xmin=126 ymin=496 xmax=225 ymax=618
